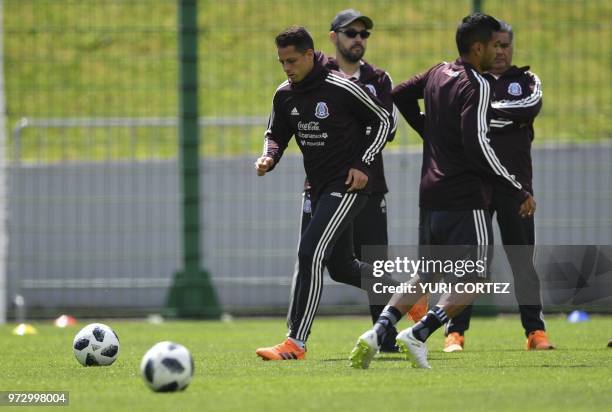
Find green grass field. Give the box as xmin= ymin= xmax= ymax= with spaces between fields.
xmin=1 ymin=315 xmax=611 ymax=412
xmin=4 ymin=0 xmax=611 ymax=161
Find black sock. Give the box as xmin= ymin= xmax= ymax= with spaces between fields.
xmin=412 ymin=306 xmax=449 ymax=343
xmin=373 ymin=306 xmax=402 ymax=345
xmin=369 ymin=305 xmax=385 ymax=324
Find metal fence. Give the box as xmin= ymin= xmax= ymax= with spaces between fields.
xmin=5 ymin=117 xmax=411 ymax=316
xmin=6 ymin=117 xmax=612 ymax=317
xmin=2 ymin=0 xmax=611 ymax=318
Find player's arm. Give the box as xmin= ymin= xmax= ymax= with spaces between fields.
xmin=328 ymin=74 xmax=391 ymax=191
xmin=392 ymin=69 xmax=434 ymax=139
xmin=377 ymin=72 xmax=399 ymax=141
xmin=256 ymin=92 xmax=293 ymax=176
xmin=462 ymin=70 xmax=535 ymax=217
xmin=491 ymin=71 xmax=542 ymax=124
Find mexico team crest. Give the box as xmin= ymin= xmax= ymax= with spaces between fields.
xmin=315 ymin=102 xmax=329 ymax=119
xmin=508 ymin=82 xmax=522 ymax=96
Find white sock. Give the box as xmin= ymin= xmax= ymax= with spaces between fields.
xmin=289 ymin=337 xmax=306 ymax=349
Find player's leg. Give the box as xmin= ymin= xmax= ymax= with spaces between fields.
xmin=325 ymin=223 xmax=368 ymax=288
xmin=443 ymin=305 xmax=471 ymax=352
xmin=326 ymin=199 xmax=401 ymax=352
xmin=493 ymin=187 xmax=553 ymax=349
xmin=353 ymin=194 xmax=387 ymax=262
xmin=349 ymin=208 xmax=436 ymax=368
xmin=352 ymin=194 xmax=388 ymax=323
xmin=286 ymin=189 xmax=312 ymax=332
xmin=395 ymin=209 xmax=493 ymax=368
xmin=442 ymin=207 xmax=494 ymax=352
xmin=257 ymin=191 xmax=367 ymax=361
xmin=292 ymin=192 xmax=369 ymax=343
xmin=368 ymin=208 xmax=439 ymax=332
xmin=497 ymin=199 xmax=544 ymax=334
xmin=258 ymin=189 xmax=314 ymax=361
xmin=353 ymin=194 xmax=428 ymax=330
xmin=351 ymin=194 xmax=397 ymax=352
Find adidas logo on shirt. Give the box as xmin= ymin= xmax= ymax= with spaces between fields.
xmin=291 ymin=107 xmax=299 ymax=116
xmin=443 ymin=68 xmax=460 ymax=78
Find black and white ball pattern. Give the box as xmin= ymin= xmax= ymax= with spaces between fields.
xmin=72 ymin=323 xmax=120 ymax=366
xmin=140 ymin=341 xmax=194 ymax=392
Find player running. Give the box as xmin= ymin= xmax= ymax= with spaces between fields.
xmin=255 ymin=26 xmax=397 ymax=361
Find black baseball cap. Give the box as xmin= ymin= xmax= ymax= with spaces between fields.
xmin=330 ymin=9 xmax=373 ymax=32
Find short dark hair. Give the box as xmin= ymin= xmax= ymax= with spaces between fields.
xmin=497 ymin=19 xmax=514 ymax=43
xmin=275 ymin=26 xmax=314 ymax=53
xmin=455 ymin=13 xmax=501 ymax=55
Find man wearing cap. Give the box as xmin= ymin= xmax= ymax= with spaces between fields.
xmin=254 ymin=25 xmax=397 ymax=361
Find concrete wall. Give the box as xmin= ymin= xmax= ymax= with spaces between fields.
xmin=6 ymin=144 xmax=612 ymax=315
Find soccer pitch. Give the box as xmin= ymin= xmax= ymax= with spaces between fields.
xmin=1 ymin=316 xmax=611 ymax=412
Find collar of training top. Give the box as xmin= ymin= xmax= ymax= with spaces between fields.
xmin=325 ymin=57 xmax=382 ymax=83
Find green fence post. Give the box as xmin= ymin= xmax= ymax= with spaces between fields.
xmin=473 ymin=0 xmax=483 ymax=12
xmin=166 ymin=0 xmax=221 ymax=319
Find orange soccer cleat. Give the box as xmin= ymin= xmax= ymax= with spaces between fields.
xmin=256 ymin=338 xmax=306 ymax=361
xmin=407 ymin=294 xmax=429 ymax=323
xmin=526 ymin=330 xmax=555 ymax=350
xmin=443 ymin=332 xmax=465 ymax=353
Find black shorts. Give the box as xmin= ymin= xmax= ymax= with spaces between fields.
xmin=418 ymin=208 xmax=493 ymax=282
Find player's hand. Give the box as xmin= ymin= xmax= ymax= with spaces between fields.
xmin=519 ymin=194 xmax=536 ymax=218
xmin=255 ymin=156 xmax=274 ymax=176
xmin=345 ymin=168 xmax=368 ymax=192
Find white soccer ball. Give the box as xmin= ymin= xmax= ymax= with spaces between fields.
xmin=140 ymin=341 xmax=194 ymax=392
xmin=72 ymin=323 xmax=120 ymax=366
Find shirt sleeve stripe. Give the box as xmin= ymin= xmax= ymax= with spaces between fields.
xmin=491 ymin=71 xmax=542 ymax=109
xmin=387 ymin=72 xmax=399 ymax=135
xmin=472 ymin=69 xmax=522 ymax=190
xmin=325 ymin=74 xmax=390 ymax=165
xmin=326 ymin=74 xmax=390 ymax=163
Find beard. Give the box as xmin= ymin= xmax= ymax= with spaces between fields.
xmin=338 ymin=42 xmax=365 ymax=63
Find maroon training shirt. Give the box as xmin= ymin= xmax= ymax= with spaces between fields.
xmin=393 ymin=58 xmax=529 ymax=210
xmin=486 ymin=66 xmax=542 ymax=196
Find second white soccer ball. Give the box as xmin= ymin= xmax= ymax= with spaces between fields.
xmin=140 ymin=341 xmax=194 ymax=392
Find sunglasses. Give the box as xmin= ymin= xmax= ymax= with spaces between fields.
xmin=337 ymin=29 xmax=371 ymax=39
